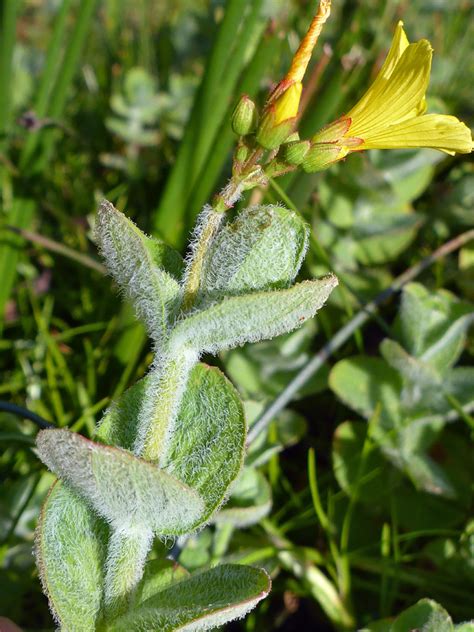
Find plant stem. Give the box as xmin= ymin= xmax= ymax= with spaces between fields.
xmin=181 ymin=207 xmax=226 ymax=312
xmin=136 ymin=347 xmax=198 ymax=463
xmin=103 ymin=526 xmax=153 ymax=620
xmin=247 ymin=228 xmax=474 ymax=444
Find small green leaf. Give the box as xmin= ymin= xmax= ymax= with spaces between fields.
xmin=199 ymin=205 xmax=308 ymax=301
xmin=179 ymin=529 xmax=213 ymax=571
xmin=35 ymin=481 xmax=107 ymax=631
xmin=111 ymin=564 xmax=271 ymax=631
xmin=391 ymin=598 xmax=453 ymax=632
xmin=404 ymin=452 xmax=456 ymax=498
xmin=95 ymin=377 xmax=148 ymax=450
xmin=213 ymin=468 xmax=272 ymax=527
xmin=174 ymin=276 xmax=338 ymax=354
xmin=394 ymin=283 xmax=474 ymax=372
xmin=444 ymin=367 xmax=474 ymax=412
xmin=381 ymin=339 xmax=441 ymax=389
xmin=96 ymin=200 xmax=182 ymax=342
xmin=329 ymin=357 xmax=402 ymax=432
xmin=380 ymin=338 xmax=443 ymax=413
xmin=36 ymin=429 xmax=204 ymax=535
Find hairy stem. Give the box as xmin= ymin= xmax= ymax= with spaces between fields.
xmin=181 ymin=174 xmax=252 ymax=312
xmin=135 ymin=346 xmax=198 ymax=463
xmin=103 ymin=526 xmax=153 ymax=621
xmin=181 ymin=207 xmax=225 ymax=312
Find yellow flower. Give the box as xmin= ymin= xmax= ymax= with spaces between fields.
xmin=305 ymin=21 xmax=473 ymax=170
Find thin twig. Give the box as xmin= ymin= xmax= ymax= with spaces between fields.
xmin=247 ymin=228 xmax=474 ymax=445
xmin=0 ymin=401 xmax=54 ymax=429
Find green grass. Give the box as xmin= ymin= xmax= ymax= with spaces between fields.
xmin=0 ymin=0 xmax=473 ymax=629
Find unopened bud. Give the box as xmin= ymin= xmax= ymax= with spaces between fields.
xmin=256 ymin=81 xmax=302 ymax=150
xmin=302 ymin=143 xmax=345 ymax=172
xmin=280 ymin=140 xmax=311 ymax=165
xmin=235 ymin=143 xmax=252 ymax=163
xmin=231 ymin=95 xmax=258 ymax=136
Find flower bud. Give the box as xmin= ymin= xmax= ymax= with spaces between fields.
xmin=256 ymin=81 xmax=302 ymax=150
xmin=234 ymin=143 xmax=252 ymax=163
xmin=256 ymin=111 xmax=295 ymax=150
xmin=231 ymin=95 xmax=258 ymax=136
xmin=280 ymin=140 xmax=311 ymax=165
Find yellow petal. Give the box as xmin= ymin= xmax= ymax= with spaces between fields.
xmin=359 ymin=114 xmax=474 ymax=154
xmin=286 ymin=0 xmax=332 ymax=83
xmin=347 ymin=39 xmax=432 ymax=138
xmin=377 ymin=21 xmax=410 ymax=81
xmin=274 ymin=82 xmax=303 ymax=125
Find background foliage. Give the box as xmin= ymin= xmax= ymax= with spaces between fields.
xmin=0 ymin=0 xmax=473 ymax=629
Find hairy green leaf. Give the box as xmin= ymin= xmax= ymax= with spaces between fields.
xmin=35 ymin=481 xmax=107 ymax=631
xmin=394 ymin=283 xmax=474 ymax=372
xmin=36 ymin=429 xmax=204 ymax=534
xmin=96 ymin=363 xmax=246 ymax=529
xmin=96 ymin=200 xmax=182 ymax=342
xmin=174 ymin=276 xmax=338 ymax=354
xmin=199 ymin=205 xmax=308 ymax=302
xmin=160 ymin=363 xmax=246 ymax=528
xmin=380 ymin=338 xmax=443 ymax=413
xmin=133 ymin=560 xmax=189 ymax=608
xmin=111 ymin=564 xmax=271 ymax=631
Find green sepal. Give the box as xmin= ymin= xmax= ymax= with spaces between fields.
xmin=302 ymin=143 xmax=343 ymax=173
xmin=280 ymin=139 xmax=311 ymax=165
xmin=255 ymin=107 xmax=296 ymax=150
xmin=311 ymin=116 xmax=351 ymax=143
